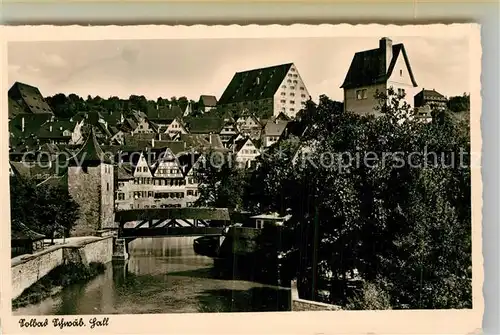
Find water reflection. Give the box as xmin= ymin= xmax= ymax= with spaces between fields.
xmin=13 ymin=237 xmax=291 ymax=315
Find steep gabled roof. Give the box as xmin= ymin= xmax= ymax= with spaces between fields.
xmin=8 ymin=82 xmax=54 ymax=115
xmin=264 ymin=120 xmax=288 ymax=137
xmin=341 ymin=42 xmax=417 ymax=89
xmin=233 ymin=137 xmax=259 ymax=154
xmin=68 ymin=127 xmax=113 ymax=166
xmin=199 ymin=95 xmax=218 ymax=107
xmin=218 ymin=63 xmax=293 ymax=105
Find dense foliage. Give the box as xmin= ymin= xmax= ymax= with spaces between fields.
xmin=195 ymin=90 xmax=472 ymax=310
xmin=447 ymin=93 xmax=470 ymax=113
xmin=10 ymin=176 xmax=80 ymax=244
xmin=45 ymin=93 xmax=199 ymax=119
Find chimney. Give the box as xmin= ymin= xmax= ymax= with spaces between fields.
xmin=379 ymin=37 xmax=393 ymax=73
xmin=21 ymin=117 xmax=25 ymax=132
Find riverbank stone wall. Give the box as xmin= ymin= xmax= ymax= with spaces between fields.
xmin=290 ymin=280 xmax=342 ymax=311
xmin=12 ymin=237 xmax=113 ymax=299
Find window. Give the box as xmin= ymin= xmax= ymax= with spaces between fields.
xmin=293 ymin=80 xmax=298 ymax=84
xmin=281 ymin=92 xmax=286 ymax=96
xmin=281 ymin=99 xmax=286 ymax=103
xmin=290 ymin=86 xmax=295 ymax=90
xmin=287 ymin=79 xmax=291 ymax=83
xmin=400 ymin=69 xmax=403 ymax=76
xmin=300 ymin=86 xmax=305 ymax=90
xmin=356 ymin=89 xmax=367 ymax=100
xmin=290 ymin=100 xmax=295 ymax=104
xmin=290 ymin=93 xmax=295 ymax=97
xmin=281 ymin=85 xmax=286 ymax=89
xmin=107 ymin=183 xmax=109 ymax=191
xmin=301 ymin=94 xmax=306 ymax=98
xmin=290 ymin=68 xmax=295 ymax=72
xmin=118 ymin=193 xmax=125 ymax=200
xmin=398 ymin=88 xmax=406 ymax=96
xmin=290 ymin=108 xmax=295 ymax=112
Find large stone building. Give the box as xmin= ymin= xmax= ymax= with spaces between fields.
xmin=341 ymin=37 xmax=418 ymax=116
xmin=8 ymin=82 xmax=54 ymax=119
xmin=67 ymin=127 xmax=115 ymax=236
xmin=218 ymin=63 xmax=311 ymax=119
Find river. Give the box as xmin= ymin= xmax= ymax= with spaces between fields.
xmin=13 ymin=237 xmax=291 ymax=315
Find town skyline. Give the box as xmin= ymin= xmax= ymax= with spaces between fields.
xmin=8 ymin=36 xmax=470 ymax=103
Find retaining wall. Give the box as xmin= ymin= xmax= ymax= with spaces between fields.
xmin=290 ymin=280 xmax=342 ymax=312
xmin=11 ymin=237 xmax=113 ymax=299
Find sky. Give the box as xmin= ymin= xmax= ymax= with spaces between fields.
xmin=8 ymin=36 xmax=470 ymax=103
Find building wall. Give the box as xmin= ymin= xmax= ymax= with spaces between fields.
xmin=387 ymin=52 xmax=417 ymax=108
xmin=68 ymin=165 xmax=102 ymax=236
xmin=236 ymin=140 xmax=260 ymax=168
xmin=344 ymin=83 xmax=387 ymax=116
xmin=100 ymin=163 xmax=115 ymax=229
xmin=11 ymin=237 xmax=113 ymax=299
xmin=131 ymin=118 xmax=154 ymax=134
xmin=273 ymin=65 xmax=311 ymax=118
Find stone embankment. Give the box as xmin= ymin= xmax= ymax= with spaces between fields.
xmin=290 ymin=280 xmax=342 ymax=311
xmin=11 ymin=236 xmax=113 ymax=299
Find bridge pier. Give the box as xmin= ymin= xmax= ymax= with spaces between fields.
xmin=112 ymin=237 xmax=129 ymax=261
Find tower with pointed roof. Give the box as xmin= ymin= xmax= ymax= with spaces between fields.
xmin=67 ymin=127 xmax=115 ymax=236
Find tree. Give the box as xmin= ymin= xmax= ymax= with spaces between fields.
xmin=249 ymin=91 xmax=471 ymax=309
xmin=10 ymin=176 xmax=80 ymax=244
xmin=447 ymin=93 xmax=470 ymax=113
xmin=193 ymin=151 xmax=248 ymax=210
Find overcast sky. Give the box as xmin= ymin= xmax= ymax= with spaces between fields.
xmin=8 ymin=36 xmax=470 ymax=102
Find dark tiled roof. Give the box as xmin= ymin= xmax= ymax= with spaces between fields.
xmin=68 ymin=127 xmax=113 ymax=166
xmin=147 ymin=106 xmax=183 ymax=122
xmin=264 ymin=120 xmax=288 ymax=137
xmin=101 ymin=111 xmax=124 ymax=126
xmin=199 ymin=95 xmax=218 ymax=107
xmin=218 ymin=63 xmax=293 ymax=105
xmin=416 ymin=89 xmax=446 ymax=99
xmin=9 ymin=113 xmax=53 ymax=135
xmin=341 ymin=42 xmax=418 ymax=89
xmin=37 ymin=173 xmax=69 ymax=188
xmin=9 ymin=98 xmax=25 ymax=119
xmin=184 ymin=117 xmax=225 ymax=134
xmin=233 ymin=137 xmax=259 ymax=153
xmin=117 ymin=164 xmax=134 ymax=180
xmin=10 ymin=161 xmax=58 ymax=179
xmin=8 ymin=82 xmax=54 ymax=115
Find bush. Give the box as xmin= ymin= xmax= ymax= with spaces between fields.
xmin=346 ymin=281 xmax=392 ymax=310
